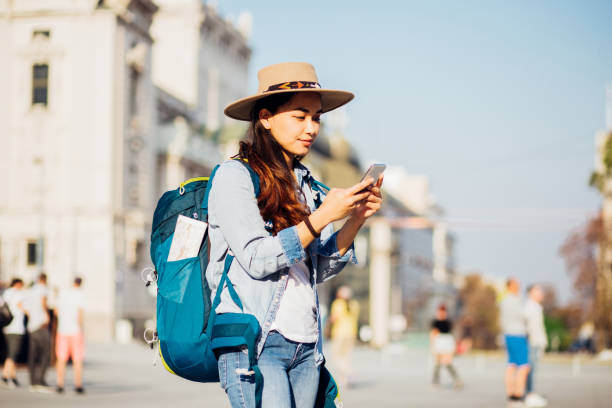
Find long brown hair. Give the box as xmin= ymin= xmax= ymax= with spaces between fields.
xmin=236 ymin=93 xmax=310 ymax=235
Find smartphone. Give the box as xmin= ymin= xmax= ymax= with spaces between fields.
xmin=361 ymin=164 xmax=386 ymax=186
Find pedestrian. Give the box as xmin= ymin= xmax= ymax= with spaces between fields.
xmin=524 ymin=284 xmax=548 ymax=407
xmin=1 ymin=278 xmax=26 ymax=388
xmin=572 ymin=321 xmax=596 ymax=354
xmin=207 ymin=61 xmax=383 ymax=407
xmin=430 ymin=304 xmax=463 ymax=389
xmin=0 ymin=282 xmax=11 ymax=365
xmin=330 ymin=285 xmax=359 ymax=388
xmin=55 ymin=276 xmax=85 ymax=394
xmin=23 ymin=273 xmax=52 ymax=392
xmin=500 ymin=277 xmax=530 ymax=405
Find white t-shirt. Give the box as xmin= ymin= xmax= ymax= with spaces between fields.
xmin=500 ymin=293 xmax=527 ymax=336
xmin=270 ymin=261 xmax=318 ymax=343
xmin=24 ymin=283 xmax=49 ymax=332
xmin=3 ymin=287 xmax=26 ymax=335
xmin=524 ymin=298 xmax=547 ymax=349
xmin=57 ymin=288 xmax=85 ymax=335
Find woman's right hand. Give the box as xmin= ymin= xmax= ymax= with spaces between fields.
xmin=316 ymin=178 xmax=374 ymax=224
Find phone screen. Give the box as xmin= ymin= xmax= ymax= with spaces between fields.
xmin=361 ymin=164 xmax=386 ymax=185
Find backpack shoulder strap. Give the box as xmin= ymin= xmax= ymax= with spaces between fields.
xmin=309 ymin=177 xmax=329 ymax=209
xmin=311 ymin=178 xmax=330 ymax=193
xmin=210 ymin=254 xmax=243 ymax=313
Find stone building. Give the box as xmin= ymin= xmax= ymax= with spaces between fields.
xmin=151 ymin=0 xmax=251 ymax=135
xmin=0 ymin=0 xmax=159 ymax=341
xmin=0 ymin=0 xmax=252 ymax=341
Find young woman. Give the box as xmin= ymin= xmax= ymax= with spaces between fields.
xmin=206 ymin=62 xmax=383 ymax=408
xmin=430 ymin=304 xmax=463 ymax=390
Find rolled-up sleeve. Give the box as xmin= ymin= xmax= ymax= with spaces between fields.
xmin=314 ymin=224 xmax=358 ymax=283
xmin=209 ymin=161 xmax=307 ymax=279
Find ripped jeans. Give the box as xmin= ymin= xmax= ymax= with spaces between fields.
xmin=217 ymin=331 xmax=320 ymax=408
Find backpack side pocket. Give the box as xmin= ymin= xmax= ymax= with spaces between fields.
xmin=158 ymin=256 xmax=199 ymax=304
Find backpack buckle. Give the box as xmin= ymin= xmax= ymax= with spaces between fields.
xmin=141 ymin=267 xmax=157 ymax=287
xmin=144 ymin=328 xmax=158 ymax=348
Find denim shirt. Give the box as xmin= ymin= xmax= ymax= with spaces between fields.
xmin=205 ymin=159 xmax=357 ymax=366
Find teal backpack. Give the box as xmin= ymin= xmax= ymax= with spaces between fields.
xmin=148 ymin=160 xmax=342 ymax=407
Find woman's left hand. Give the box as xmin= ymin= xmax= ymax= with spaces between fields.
xmin=351 ymin=175 xmax=383 ymax=221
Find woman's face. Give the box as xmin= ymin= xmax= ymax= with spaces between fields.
xmin=259 ymin=92 xmax=322 ymax=161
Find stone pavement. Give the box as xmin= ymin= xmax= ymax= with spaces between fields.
xmin=0 ymin=342 xmax=611 ymax=407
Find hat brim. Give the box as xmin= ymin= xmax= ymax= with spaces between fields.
xmin=224 ymin=89 xmax=354 ymax=121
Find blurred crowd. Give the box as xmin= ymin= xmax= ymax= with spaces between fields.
xmin=0 ymin=274 xmax=85 ymax=394
xmin=323 ymin=274 xmax=602 ymax=407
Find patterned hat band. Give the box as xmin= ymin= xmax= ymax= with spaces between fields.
xmin=264 ymin=81 xmax=321 ymax=93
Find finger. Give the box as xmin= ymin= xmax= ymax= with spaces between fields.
xmin=369 ymin=186 xmax=381 ymax=196
xmin=349 ymin=178 xmax=374 ymax=194
xmin=350 ymin=191 xmax=371 ymax=204
xmin=375 ymin=175 xmax=384 ymax=188
xmin=364 ymin=194 xmax=378 ymax=203
xmin=365 ymin=200 xmax=381 ymax=210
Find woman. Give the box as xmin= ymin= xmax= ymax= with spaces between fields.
xmin=206 ymin=62 xmax=383 ymax=408
xmin=430 ymin=304 xmax=463 ymax=390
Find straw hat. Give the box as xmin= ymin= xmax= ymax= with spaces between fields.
xmin=224 ymin=62 xmax=354 ymax=121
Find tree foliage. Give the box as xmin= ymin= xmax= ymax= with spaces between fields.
xmin=458 ymin=274 xmax=499 ymax=350
xmin=558 ymin=214 xmax=601 ymax=318
xmin=590 ymin=135 xmax=612 ymax=192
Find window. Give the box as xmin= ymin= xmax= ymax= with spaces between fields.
xmin=32 ymin=63 xmax=49 ymax=106
xmin=32 ymin=29 xmax=51 ymax=39
xmin=128 ymin=239 xmax=145 ymax=268
xmin=27 ymin=241 xmax=38 ymax=266
xmin=129 ymin=67 xmax=140 ymax=116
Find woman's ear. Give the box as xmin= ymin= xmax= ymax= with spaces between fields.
xmin=259 ymin=109 xmax=272 ymax=130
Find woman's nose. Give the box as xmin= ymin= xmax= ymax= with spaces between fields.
xmin=305 ymin=118 xmax=318 ymax=134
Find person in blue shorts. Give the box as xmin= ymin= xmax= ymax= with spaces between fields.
xmin=500 ymin=278 xmax=530 ymax=404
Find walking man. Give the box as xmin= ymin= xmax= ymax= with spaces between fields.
xmin=1 ymin=278 xmax=26 ymax=388
xmin=24 ymin=273 xmax=52 ymax=392
xmin=524 ymin=284 xmax=548 ymax=407
xmin=500 ymin=277 xmax=530 ymax=405
xmin=55 ymin=277 xmax=85 ymax=394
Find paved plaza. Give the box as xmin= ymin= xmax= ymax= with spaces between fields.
xmin=1 ymin=342 xmax=611 ymax=407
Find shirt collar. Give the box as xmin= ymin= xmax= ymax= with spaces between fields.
xmin=293 ymin=161 xmax=312 ymax=187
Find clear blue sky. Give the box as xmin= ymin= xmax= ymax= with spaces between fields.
xmin=217 ymin=0 xmax=612 ymax=301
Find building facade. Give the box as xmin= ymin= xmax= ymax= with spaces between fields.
xmin=0 ymin=0 xmax=159 ymax=341
xmin=384 ymin=167 xmax=458 ymax=329
xmin=0 ymin=0 xmax=252 ymax=341
xmin=151 ymin=0 xmax=251 ymax=133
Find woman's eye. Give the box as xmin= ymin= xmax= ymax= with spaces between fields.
xmin=313 ymin=117 xmax=321 ymax=123
xmin=294 ymin=116 xmax=305 ymax=120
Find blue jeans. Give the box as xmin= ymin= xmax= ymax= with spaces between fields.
xmin=218 ymin=331 xmax=320 ymax=408
xmin=526 ymin=346 xmax=541 ymax=394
